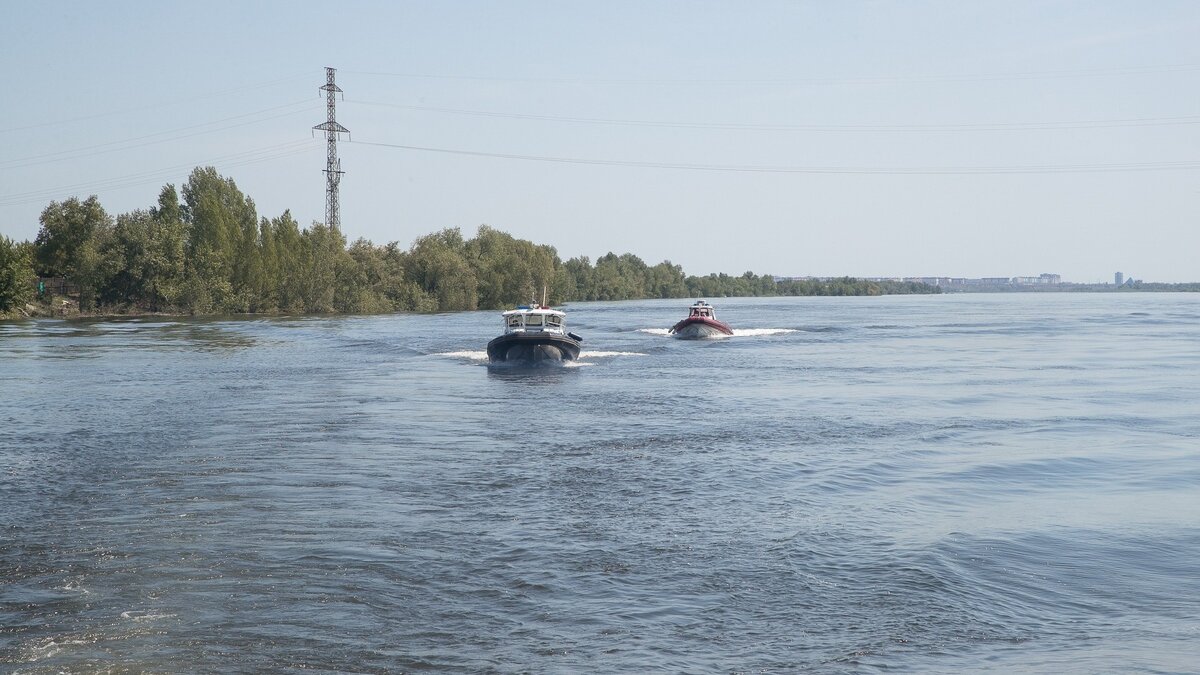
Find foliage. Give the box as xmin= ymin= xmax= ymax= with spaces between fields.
xmin=1119 ymin=281 xmax=1200 ymax=292
xmin=0 ymin=236 xmax=36 ymax=316
xmin=95 ymin=208 xmax=187 ymax=310
xmin=34 ymin=196 xmax=113 ymax=310
xmin=12 ymin=165 xmax=941 ymax=317
xmin=34 ymin=196 xmax=110 ymax=279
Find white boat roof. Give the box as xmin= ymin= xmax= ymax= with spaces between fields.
xmin=502 ymin=305 xmax=565 ymax=317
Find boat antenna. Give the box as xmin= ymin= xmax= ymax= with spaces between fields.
xmin=542 ymin=285 xmax=548 ymax=307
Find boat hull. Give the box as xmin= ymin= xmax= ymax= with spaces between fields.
xmin=669 ymin=317 xmax=733 ymax=339
xmin=487 ymin=333 xmax=582 ymax=363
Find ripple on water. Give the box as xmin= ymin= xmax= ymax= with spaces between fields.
xmin=3 ymin=295 xmax=1199 ymax=671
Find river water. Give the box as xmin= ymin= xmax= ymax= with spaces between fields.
xmin=1 ymin=293 xmax=1198 ymax=673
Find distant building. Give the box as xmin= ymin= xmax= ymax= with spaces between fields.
xmin=1012 ymin=273 xmax=1062 ymax=285
xmin=774 ymin=273 xmax=1063 ymax=288
xmin=1115 ymin=272 xmax=1124 ymax=286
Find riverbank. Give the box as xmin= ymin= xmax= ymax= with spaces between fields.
xmin=7 ymin=173 xmax=943 ymax=319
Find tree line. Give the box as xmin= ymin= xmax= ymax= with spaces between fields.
xmin=1 ymin=166 xmax=938 ymax=318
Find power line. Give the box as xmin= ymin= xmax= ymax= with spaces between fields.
xmin=345 ymin=63 xmax=1200 ymax=87
xmin=348 ymin=99 xmax=1200 ymax=133
xmin=0 ymin=72 xmax=313 ymax=135
xmin=0 ymin=100 xmax=320 ymax=170
xmin=353 ymin=139 xmax=1200 ymax=175
xmin=0 ymin=139 xmax=318 ymax=207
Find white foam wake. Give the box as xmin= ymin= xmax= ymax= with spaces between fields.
xmin=731 ymin=328 xmax=797 ymax=337
xmin=636 ymin=328 xmax=672 ymax=335
xmin=432 ymin=350 xmax=489 ymax=361
xmin=581 ymin=351 xmax=648 ymax=358
xmin=121 ymin=610 xmax=176 ymax=621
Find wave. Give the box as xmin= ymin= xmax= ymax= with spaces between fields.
xmin=432 ymin=350 xmax=646 ymax=362
xmin=431 ymin=350 xmax=489 ymax=361
xmin=637 ymin=327 xmax=797 ymax=337
xmin=120 ymin=610 xmax=176 ymax=621
xmin=731 ymin=328 xmax=798 ymax=336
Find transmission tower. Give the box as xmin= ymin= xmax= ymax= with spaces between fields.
xmin=313 ymin=66 xmax=350 ymax=228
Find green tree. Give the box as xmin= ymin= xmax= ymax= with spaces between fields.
xmin=0 ymin=236 xmax=35 ymax=316
xmin=181 ymin=167 xmax=256 ymax=312
xmin=257 ymin=216 xmax=280 ymax=312
xmin=23 ymin=164 xmax=943 ymax=318
xmin=34 ymin=196 xmax=110 ymax=280
xmin=230 ymin=198 xmax=264 ymax=312
xmin=463 ymin=225 xmax=565 ymax=308
xmin=646 ymin=261 xmax=688 ymax=298
xmin=33 ymin=196 xmax=115 ymax=310
xmin=562 ymin=256 xmax=595 ymax=300
xmin=152 ymin=182 xmax=183 ymax=225
xmin=149 ymin=185 xmax=188 ymax=309
xmin=298 ymin=221 xmax=358 ymax=313
xmin=345 ymin=238 xmax=396 ymax=313
xmin=408 ymin=228 xmax=478 ymax=311
xmin=267 ymin=211 xmax=305 ymax=313
xmin=96 ymin=204 xmax=187 ymax=311
xmin=380 ymin=242 xmax=435 ymax=311
xmin=591 ymin=252 xmax=647 ymax=300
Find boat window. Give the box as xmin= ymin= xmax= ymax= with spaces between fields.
xmin=508 ymin=315 xmax=522 ymax=328
xmin=547 ymin=315 xmax=562 ymax=327
xmin=525 ymin=314 xmax=544 ymax=326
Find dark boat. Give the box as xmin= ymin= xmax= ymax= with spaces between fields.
xmin=487 ymin=305 xmax=583 ymax=364
xmin=669 ymin=300 xmax=734 ymax=339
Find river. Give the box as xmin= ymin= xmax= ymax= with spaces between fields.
xmin=2 ymin=293 xmax=1198 ymax=672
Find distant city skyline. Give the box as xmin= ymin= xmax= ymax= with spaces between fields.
xmin=779 ymin=272 xmax=1155 ymax=287
xmin=3 ymin=2 xmax=1199 ymax=282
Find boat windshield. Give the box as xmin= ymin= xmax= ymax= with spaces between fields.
xmin=525 ymin=314 xmax=544 ymax=327
xmin=507 ymin=315 xmax=522 ymax=328
xmin=547 ymin=314 xmax=562 ymax=327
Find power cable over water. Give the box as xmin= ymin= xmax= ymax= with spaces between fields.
xmin=344 ymin=63 xmax=1200 ymax=86
xmin=352 ymin=139 xmax=1200 ymax=175
xmin=0 ymin=72 xmax=313 ymax=135
xmin=348 ymin=99 xmax=1200 ymax=133
xmin=0 ymin=139 xmax=319 ymax=207
xmin=0 ymin=101 xmax=321 ymax=170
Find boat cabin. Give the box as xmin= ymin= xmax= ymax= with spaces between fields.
xmin=502 ymin=306 xmax=566 ymax=334
xmin=689 ymin=301 xmax=716 ymax=319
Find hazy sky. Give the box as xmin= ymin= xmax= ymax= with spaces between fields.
xmin=3 ymin=1 xmax=1198 ymax=282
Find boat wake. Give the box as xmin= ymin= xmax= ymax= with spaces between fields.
xmin=120 ymin=610 xmax=176 ymax=621
xmin=731 ymin=328 xmax=797 ymax=337
xmin=432 ymin=350 xmax=646 ymax=366
xmin=432 ymin=350 xmax=490 ymax=362
xmin=637 ymin=327 xmax=796 ymax=337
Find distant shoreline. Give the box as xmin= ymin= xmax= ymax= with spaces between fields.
xmin=943 ymin=283 xmax=1200 ymax=293
xmin=6 ymin=284 xmax=1198 ymax=323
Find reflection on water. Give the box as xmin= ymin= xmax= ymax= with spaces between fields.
xmin=0 ymin=317 xmax=258 ymax=357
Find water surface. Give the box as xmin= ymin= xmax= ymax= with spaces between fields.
xmin=2 ymin=294 xmax=1198 ymax=672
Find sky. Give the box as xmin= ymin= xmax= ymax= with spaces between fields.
xmin=2 ymin=1 xmax=1198 ymax=283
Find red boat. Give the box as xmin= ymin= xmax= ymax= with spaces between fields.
xmin=669 ymin=300 xmax=734 ymax=339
